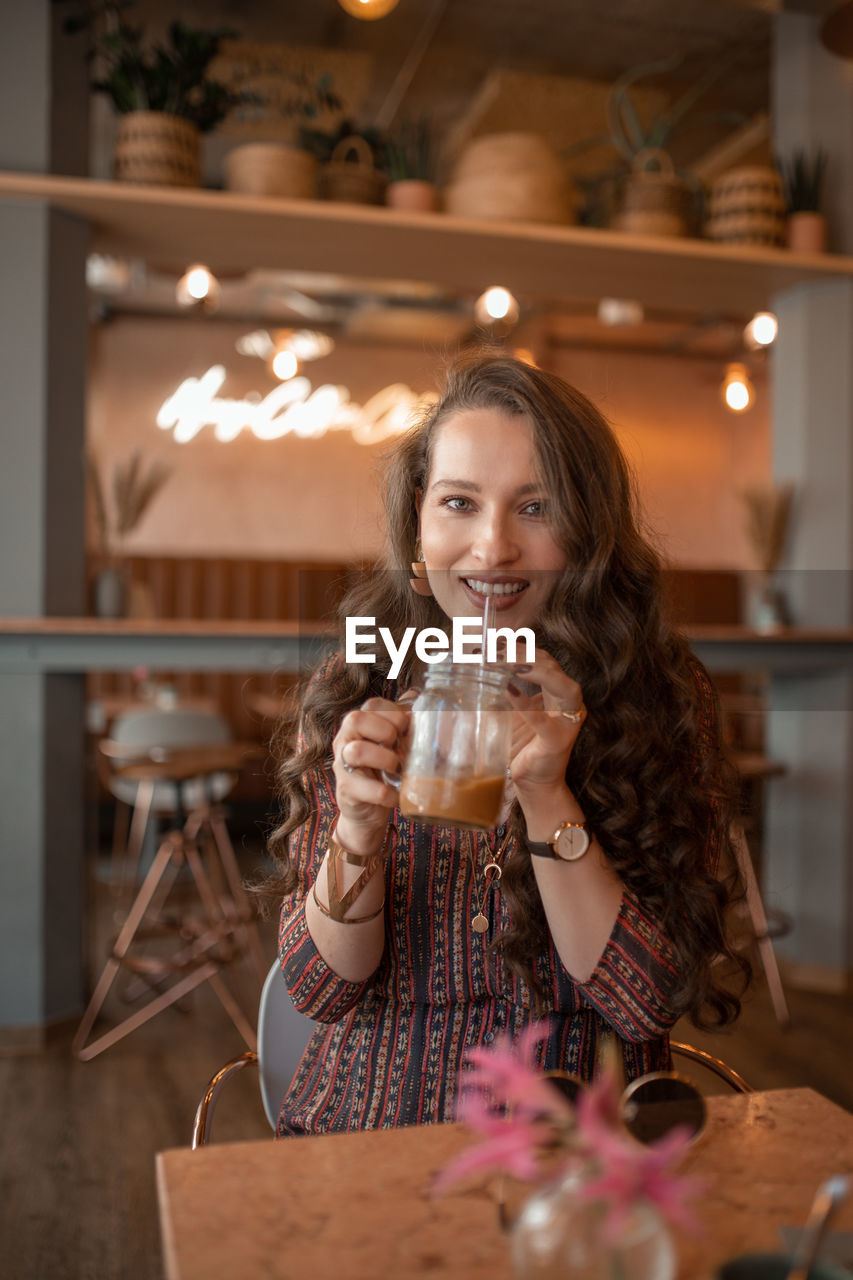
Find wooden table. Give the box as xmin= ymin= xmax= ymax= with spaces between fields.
xmin=156 ymin=1088 xmax=853 ymax=1280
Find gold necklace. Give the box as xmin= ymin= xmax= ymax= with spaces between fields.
xmin=471 ymin=826 xmax=514 ymax=933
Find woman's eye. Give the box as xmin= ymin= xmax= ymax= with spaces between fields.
xmin=523 ymin=500 xmax=546 ymax=517
xmin=442 ymin=496 xmax=473 ymax=512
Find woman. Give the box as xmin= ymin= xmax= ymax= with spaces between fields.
xmin=266 ymin=349 xmax=748 ymax=1136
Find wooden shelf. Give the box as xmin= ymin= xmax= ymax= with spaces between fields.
xmin=3 ymin=171 xmax=853 ymax=314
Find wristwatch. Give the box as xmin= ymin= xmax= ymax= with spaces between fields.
xmin=527 ymin=820 xmax=591 ymax=862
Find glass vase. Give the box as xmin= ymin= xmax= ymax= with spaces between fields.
xmin=511 ymin=1168 xmax=675 ymax=1280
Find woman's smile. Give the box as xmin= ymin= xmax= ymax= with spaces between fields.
xmin=419 ymin=407 xmax=568 ymax=628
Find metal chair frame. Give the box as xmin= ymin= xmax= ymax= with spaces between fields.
xmin=670 ymin=1040 xmax=752 ymax=1093
xmin=74 ymin=741 xmax=267 ymax=1062
xmin=192 ymin=958 xmax=316 ymax=1148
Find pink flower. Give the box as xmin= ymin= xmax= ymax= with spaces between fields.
xmin=576 ymin=1123 xmax=702 ymax=1240
xmin=462 ymin=1023 xmax=568 ymax=1124
xmin=432 ymin=1109 xmax=545 ymax=1193
xmin=433 ymin=1022 xmax=572 ymax=1195
xmin=435 ymin=1026 xmax=702 ymax=1246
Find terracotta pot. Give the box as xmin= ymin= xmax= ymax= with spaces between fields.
xmin=113 ymin=112 xmax=200 ymax=188
xmin=224 ymin=143 xmax=317 ymax=200
xmin=787 ymin=211 xmax=828 ymax=254
xmin=386 ymin=180 xmax=440 ymax=213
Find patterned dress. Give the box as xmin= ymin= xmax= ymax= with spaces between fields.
xmin=276 ymin=669 xmax=689 ymax=1135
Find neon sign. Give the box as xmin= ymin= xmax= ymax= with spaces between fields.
xmin=156 ymin=365 xmax=436 ymax=445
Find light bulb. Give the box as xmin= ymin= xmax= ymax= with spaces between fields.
xmin=176 ymin=264 xmax=219 ymax=308
xmin=744 ymin=312 xmax=778 ymax=349
xmin=597 ymin=297 xmax=644 ymax=327
xmin=474 ymin=286 xmax=519 ymax=327
xmin=271 ymin=349 xmax=299 ymax=381
xmin=721 ymin=363 xmax=754 ymax=412
xmin=337 ymin=0 xmax=400 ymax=18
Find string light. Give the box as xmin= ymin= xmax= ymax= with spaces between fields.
xmin=597 ymin=298 xmax=644 ymax=327
xmin=744 ymin=311 xmax=778 ymax=349
xmin=337 ymin=0 xmax=400 ymax=18
xmin=176 ymin=264 xmax=220 ymax=309
xmin=721 ymin=362 xmax=754 ymax=413
xmin=474 ymin=286 xmax=520 ymax=328
xmin=271 ymin=348 xmax=299 ymax=381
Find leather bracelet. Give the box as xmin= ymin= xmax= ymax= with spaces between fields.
xmin=313 ymin=823 xmax=396 ymax=924
xmin=329 ymin=823 xmax=397 ymax=866
xmin=312 ymin=881 xmax=384 ymax=924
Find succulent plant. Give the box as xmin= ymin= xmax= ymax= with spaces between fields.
xmin=779 ymin=148 xmax=828 ymax=214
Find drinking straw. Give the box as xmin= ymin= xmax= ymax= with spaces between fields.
xmin=480 ymin=594 xmax=496 ymax=664
xmin=474 ymin=595 xmax=496 ymax=776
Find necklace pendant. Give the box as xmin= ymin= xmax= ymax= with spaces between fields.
xmin=471 ymin=912 xmax=489 ymax=933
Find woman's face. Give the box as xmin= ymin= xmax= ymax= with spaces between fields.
xmin=418 ymin=407 xmax=568 ymax=629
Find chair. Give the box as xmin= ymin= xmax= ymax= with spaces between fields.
xmin=100 ymin=706 xmax=236 ymax=898
xmin=190 ymin=966 xmax=751 ymax=1148
xmin=729 ymin=822 xmax=791 ymax=1028
xmin=670 ymin=1040 xmax=752 ymax=1093
xmin=74 ymin=724 xmax=269 ymax=1062
xmin=192 ymin=959 xmax=317 ymax=1147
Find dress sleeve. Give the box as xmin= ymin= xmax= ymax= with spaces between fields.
xmin=277 ymin=658 xmax=377 ymax=1022
xmin=574 ymin=890 xmax=681 ymax=1042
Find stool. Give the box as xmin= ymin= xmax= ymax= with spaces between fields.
xmin=730 ymin=750 xmax=792 ymax=1027
xmin=96 ymin=705 xmax=235 ymax=900
xmin=73 ymin=741 xmax=268 ymax=1062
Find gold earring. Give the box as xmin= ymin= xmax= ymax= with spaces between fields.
xmin=411 ymin=540 xmax=428 ymax=579
xmin=409 ymin=540 xmax=433 ymax=596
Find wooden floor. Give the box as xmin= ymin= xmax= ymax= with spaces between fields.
xmin=2 ymin=847 xmax=852 ymax=1280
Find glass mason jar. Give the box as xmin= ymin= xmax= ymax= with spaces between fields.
xmin=511 ymin=1167 xmax=675 ymax=1280
xmin=396 ymin=661 xmax=512 ymax=831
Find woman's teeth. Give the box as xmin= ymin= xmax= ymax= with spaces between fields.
xmin=464 ymin=578 xmax=526 ymax=597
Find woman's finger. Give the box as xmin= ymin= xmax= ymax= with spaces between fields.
xmin=339 ymin=737 xmax=401 ymax=778
xmin=512 ymin=652 xmax=586 ymax=719
xmin=337 ymin=770 xmax=399 ymax=810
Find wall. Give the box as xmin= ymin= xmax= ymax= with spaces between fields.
xmin=556 ymin=348 xmax=771 ymax=567
xmin=88 ymin=315 xmax=770 ymax=568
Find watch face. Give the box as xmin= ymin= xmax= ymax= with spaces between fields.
xmin=554 ymin=824 xmax=590 ymax=861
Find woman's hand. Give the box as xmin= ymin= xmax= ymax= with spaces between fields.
xmin=332 ymin=697 xmax=410 ymax=854
xmin=506 ymin=652 xmax=587 ymax=796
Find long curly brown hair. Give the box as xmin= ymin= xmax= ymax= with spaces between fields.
xmin=266 ymin=349 xmax=750 ymax=1030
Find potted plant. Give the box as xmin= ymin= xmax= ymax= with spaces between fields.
xmin=221 ymin=65 xmax=341 ymax=200
xmin=88 ymin=450 xmax=172 ymax=618
xmin=59 ymin=0 xmax=243 ymax=186
xmin=300 ymin=119 xmax=389 ymax=205
xmin=566 ymin=52 xmax=745 ymax=236
xmin=779 ymin=148 xmax=829 ymax=253
xmin=739 ymin=481 xmax=795 ymax=632
xmin=384 ymin=118 xmax=441 ymax=213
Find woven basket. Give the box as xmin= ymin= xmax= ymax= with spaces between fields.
xmin=319 ymin=136 xmax=386 ymax=205
xmin=224 ymin=143 xmax=317 ymax=199
xmin=445 ymin=132 xmax=571 ymax=224
xmin=610 ymin=149 xmax=693 ymax=238
xmin=113 ymin=112 xmax=200 ymax=188
xmin=706 ymin=166 xmax=786 ymax=247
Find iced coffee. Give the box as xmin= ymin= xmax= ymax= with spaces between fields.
xmin=399 ymin=773 xmax=505 ymax=831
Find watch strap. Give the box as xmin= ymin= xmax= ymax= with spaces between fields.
xmin=527 ymin=820 xmax=590 ymax=861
